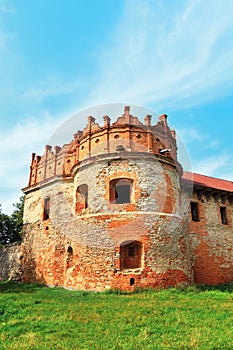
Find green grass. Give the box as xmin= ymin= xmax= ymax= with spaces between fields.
xmin=1 ymin=283 xmax=233 ymax=349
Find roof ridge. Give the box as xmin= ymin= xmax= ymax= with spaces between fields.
xmin=183 ymin=171 xmax=233 ymax=184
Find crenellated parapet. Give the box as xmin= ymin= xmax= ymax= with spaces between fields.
xmin=26 ymin=106 xmax=178 ymax=188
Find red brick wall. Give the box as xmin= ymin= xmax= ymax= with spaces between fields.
xmin=189 ymin=190 xmax=233 ymax=285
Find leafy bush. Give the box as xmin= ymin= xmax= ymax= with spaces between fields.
xmin=0 ymin=196 xmax=24 ymax=245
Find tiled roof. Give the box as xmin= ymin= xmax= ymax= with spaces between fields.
xmin=182 ymin=171 xmax=233 ymax=193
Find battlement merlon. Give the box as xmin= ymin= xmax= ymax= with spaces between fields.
xmin=25 ymin=106 xmax=178 ymax=188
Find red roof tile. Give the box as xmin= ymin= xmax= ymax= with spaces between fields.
xmin=182 ymin=171 xmax=233 ymax=193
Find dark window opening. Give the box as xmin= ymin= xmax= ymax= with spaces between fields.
xmin=220 ymin=206 xmax=228 ymax=225
xmin=130 ymin=278 xmax=135 ymax=286
xmin=191 ymin=202 xmax=199 ymax=222
xmin=120 ymin=241 xmax=142 ymax=270
xmin=43 ymin=197 xmax=50 ymax=220
xmin=128 ymin=246 xmax=135 ymax=257
xmin=67 ymin=246 xmax=73 ymax=255
xmin=110 ymin=178 xmax=133 ymax=204
xmin=76 ymin=184 xmax=88 ymax=212
xmin=67 ymin=246 xmax=74 ymax=269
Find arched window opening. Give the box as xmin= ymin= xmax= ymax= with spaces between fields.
xmin=120 ymin=241 xmax=142 ymax=270
xmin=130 ymin=278 xmax=135 ymax=286
xmin=67 ymin=246 xmax=73 ymax=255
xmin=110 ymin=178 xmax=133 ymax=204
xmin=190 ymin=201 xmax=199 ymax=222
xmin=66 ymin=246 xmax=74 ymax=269
xmin=76 ymin=184 xmax=88 ymax=213
xmin=43 ymin=197 xmax=50 ymax=221
xmin=220 ymin=206 xmax=228 ymax=225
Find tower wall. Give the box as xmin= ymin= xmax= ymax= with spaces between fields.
xmin=22 ymin=107 xmax=192 ymax=291
xmin=22 ymin=152 xmax=192 ymax=291
xmin=189 ymin=189 xmax=233 ymax=285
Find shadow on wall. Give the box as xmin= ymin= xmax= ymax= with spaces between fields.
xmin=0 ymin=243 xmax=23 ymax=282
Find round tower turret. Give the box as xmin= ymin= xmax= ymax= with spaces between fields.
xmin=22 ymin=106 xmax=192 ymax=291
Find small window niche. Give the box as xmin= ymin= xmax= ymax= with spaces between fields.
xmin=190 ymin=201 xmax=199 ymax=222
xmin=43 ymin=197 xmax=50 ymax=221
xmin=220 ymin=206 xmax=228 ymax=225
xmin=130 ymin=278 xmax=135 ymax=286
xmin=110 ymin=178 xmax=133 ymax=204
xmin=76 ymin=184 xmax=88 ymax=213
xmin=67 ymin=246 xmax=74 ymax=269
xmin=120 ymin=241 xmax=142 ymax=270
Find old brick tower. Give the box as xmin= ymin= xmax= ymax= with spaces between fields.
xmin=22 ymin=106 xmax=233 ymax=290
xmin=22 ymin=107 xmax=233 ymax=290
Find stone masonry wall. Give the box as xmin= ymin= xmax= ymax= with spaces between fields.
xmin=0 ymin=243 xmax=22 ymax=281
xmin=189 ymin=190 xmax=233 ymax=285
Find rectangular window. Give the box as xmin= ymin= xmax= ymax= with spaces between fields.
xmin=190 ymin=201 xmax=199 ymax=222
xmin=76 ymin=184 xmax=88 ymax=212
xmin=220 ymin=206 xmax=228 ymax=225
xmin=110 ymin=178 xmax=133 ymax=204
xmin=43 ymin=197 xmax=50 ymax=220
xmin=116 ymin=184 xmax=131 ymax=204
xmin=120 ymin=241 xmax=142 ymax=269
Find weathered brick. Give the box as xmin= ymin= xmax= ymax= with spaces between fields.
xmin=19 ymin=106 xmax=233 ymax=291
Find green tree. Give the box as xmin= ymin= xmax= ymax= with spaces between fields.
xmin=0 ymin=196 xmax=24 ymax=245
xmin=0 ymin=206 xmax=14 ymax=244
xmin=11 ymin=195 xmax=24 ymax=238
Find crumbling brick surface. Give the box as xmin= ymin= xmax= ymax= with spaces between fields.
xmin=22 ymin=150 xmax=191 ymax=291
xmin=21 ymin=107 xmax=233 ymax=291
xmin=189 ymin=191 xmax=233 ymax=285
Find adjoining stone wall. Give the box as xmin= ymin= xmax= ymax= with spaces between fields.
xmin=0 ymin=243 xmax=22 ymax=281
xmin=189 ymin=190 xmax=233 ymax=285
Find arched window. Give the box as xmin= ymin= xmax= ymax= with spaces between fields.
xmin=120 ymin=241 xmax=142 ymax=270
xmin=66 ymin=246 xmax=74 ymax=269
xmin=109 ymin=178 xmax=133 ymax=204
xmin=76 ymin=184 xmax=88 ymax=213
xmin=43 ymin=197 xmax=50 ymax=220
xmin=190 ymin=201 xmax=199 ymax=222
xmin=220 ymin=206 xmax=228 ymax=225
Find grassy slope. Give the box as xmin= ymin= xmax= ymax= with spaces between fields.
xmin=0 ymin=282 xmax=233 ymax=350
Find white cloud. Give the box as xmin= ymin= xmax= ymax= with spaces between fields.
xmin=22 ymin=77 xmax=80 ymax=103
xmin=0 ymin=112 xmax=67 ymax=214
xmin=91 ymin=0 xmax=233 ymax=110
xmin=192 ymin=152 xmax=233 ymax=180
xmin=1 ymin=0 xmax=233 ymax=212
xmin=178 ymin=128 xmax=203 ymax=143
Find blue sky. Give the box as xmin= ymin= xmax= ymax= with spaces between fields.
xmin=0 ymin=0 xmax=233 ymax=214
